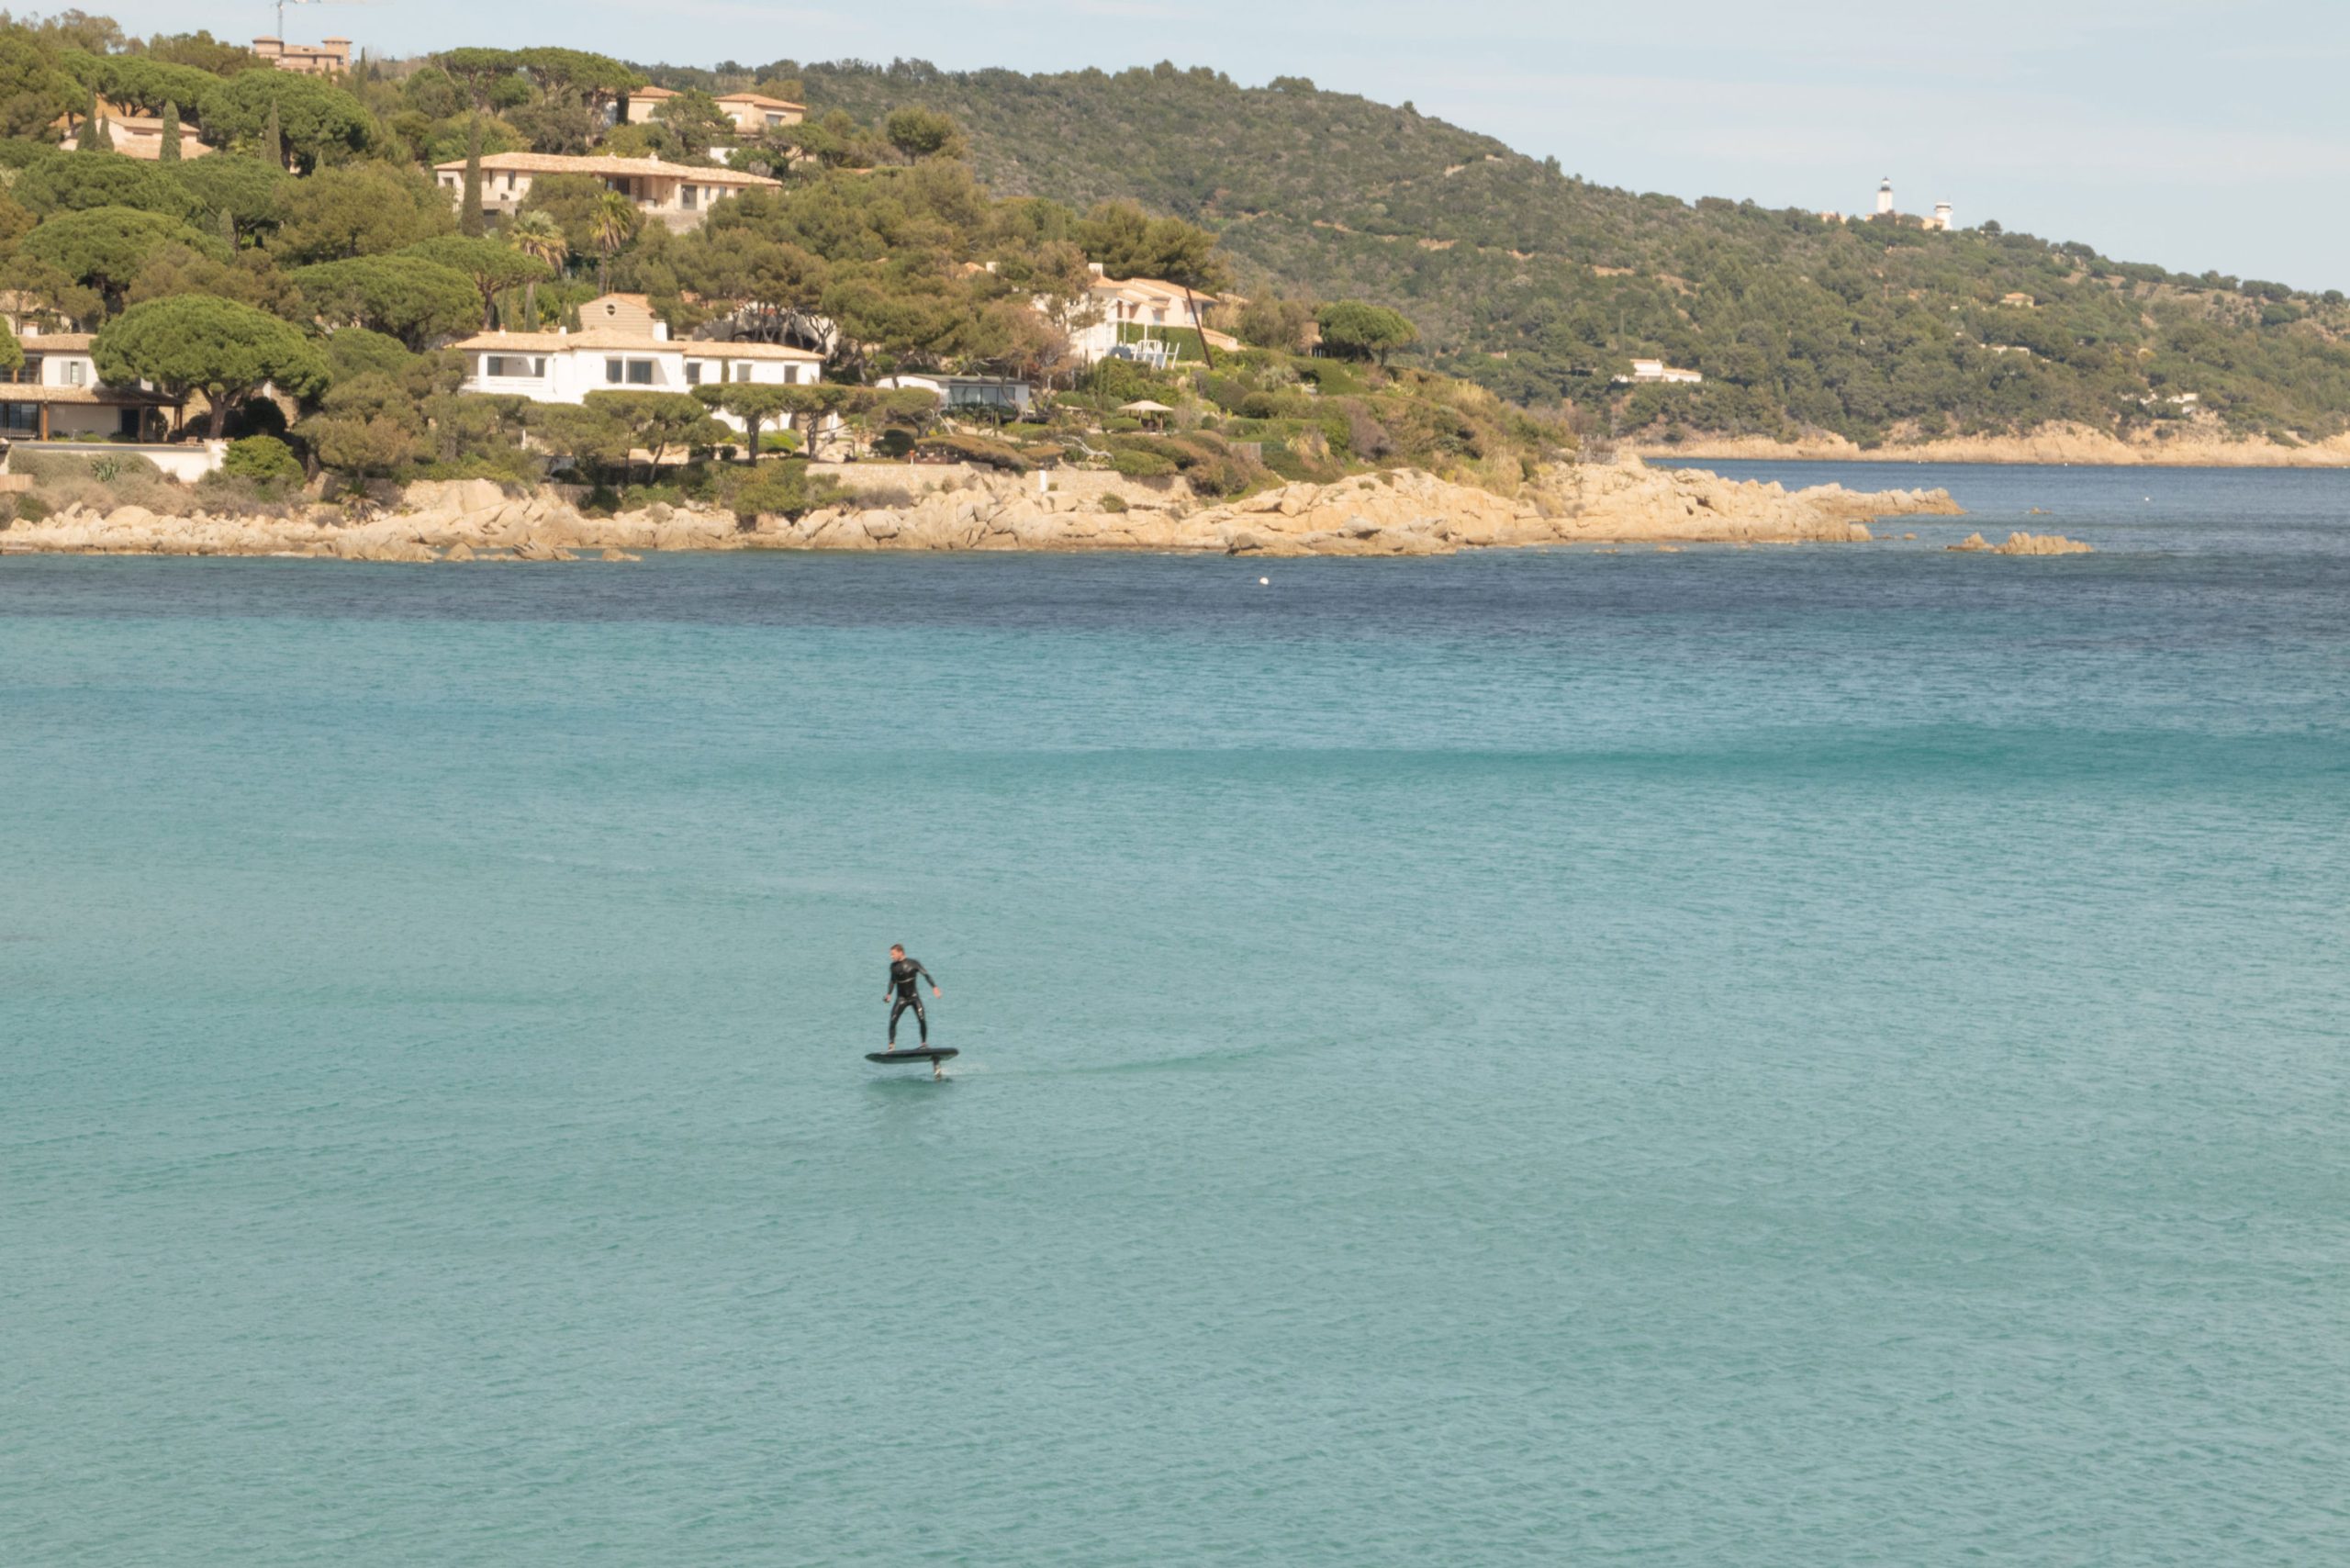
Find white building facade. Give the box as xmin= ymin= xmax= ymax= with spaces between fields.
xmin=453 ymin=295 xmax=822 ymax=432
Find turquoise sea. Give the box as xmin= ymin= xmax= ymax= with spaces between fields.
xmin=4 ymin=464 xmax=2345 ymax=1564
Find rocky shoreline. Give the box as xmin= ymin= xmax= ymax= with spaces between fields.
xmin=1634 ymin=422 xmax=2350 ymax=469
xmin=0 ymin=456 xmax=1963 ymax=563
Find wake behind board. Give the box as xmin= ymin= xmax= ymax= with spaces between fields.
xmin=867 ymin=1047 xmax=958 ymax=1079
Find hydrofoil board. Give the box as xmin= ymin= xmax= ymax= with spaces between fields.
xmin=867 ymin=1047 xmax=957 ymax=1079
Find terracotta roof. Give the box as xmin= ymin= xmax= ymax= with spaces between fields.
xmin=453 ymin=330 xmax=819 ymax=360
xmin=630 ymin=85 xmax=680 ymax=98
xmin=21 ymin=334 xmax=95 ymax=352
xmin=433 ymin=152 xmax=780 ymax=188
xmin=716 ymin=93 xmax=804 ymax=110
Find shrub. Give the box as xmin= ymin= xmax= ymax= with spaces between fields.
xmin=14 ymin=493 xmax=50 ymax=522
xmin=1098 ymin=491 xmax=1128 ymax=512
xmin=873 ymin=429 xmax=914 ymax=459
xmin=222 ymin=435 xmax=304 ymax=485
xmin=760 ymin=430 xmax=802 ymax=454
xmin=1111 ymin=448 xmax=1176 ymax=478
xmin=917 ymin=432 xmax=1029 ymax=472
xmin=722 ymin=460 xmax=844 ymax=526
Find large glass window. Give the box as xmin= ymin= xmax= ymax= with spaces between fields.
xmin=0 ymin=402 xmax=38 ymax=436
xmin=606 ymin=359 xmax=624 ymax=384
xmin=685 ymin=361 xmax=704 ymax=386
xmin=626 ymin=360 xmax=655 ymax=386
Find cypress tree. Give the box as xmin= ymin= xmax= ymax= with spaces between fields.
xmin=84 ymin=86 xmax=113 ymax=151
xmin=158 ymin=101 xmax=182 ymax=163
xmin=459 ymin=112 xmax=486 ymax=238
xmin=262 ymin=100 xmax=284 ymax=169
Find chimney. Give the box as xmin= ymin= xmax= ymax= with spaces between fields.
xmin=654 ymin=321 xmax=670 ymax=342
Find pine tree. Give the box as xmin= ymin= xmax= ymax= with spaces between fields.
xmin=459 ymin=112 xmax=486 ymax=238
xmin=262 ymin=100 xmax=283 ymax=169
xmin=158 ymin=101 xmax=182 ymax=163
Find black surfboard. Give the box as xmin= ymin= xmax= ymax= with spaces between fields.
xmin=867 ymin=1047 xmax=957 ymax=1069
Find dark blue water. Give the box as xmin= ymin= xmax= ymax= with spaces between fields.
xmin=4 ymin=465 xmax=2345 ymax=1564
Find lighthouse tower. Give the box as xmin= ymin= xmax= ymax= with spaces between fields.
xmin=1876 ymin=177 xmax=1895 ymax=217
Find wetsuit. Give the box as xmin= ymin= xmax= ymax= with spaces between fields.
xmin=887 ymin=957 xmax=935 ymax=1047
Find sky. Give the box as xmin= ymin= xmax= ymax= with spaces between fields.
xmin=101 ymin=0 xmax=2350 ymax=288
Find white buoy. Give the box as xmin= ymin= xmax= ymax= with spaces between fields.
xmin=1259 ymin=577 xmax=1270 ymax=585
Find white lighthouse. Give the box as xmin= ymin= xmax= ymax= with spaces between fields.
xmin=1876 ymin=176 xmax=1895 ymax=217
xmin=1931 ymin=200 xmax=1953 ymax=231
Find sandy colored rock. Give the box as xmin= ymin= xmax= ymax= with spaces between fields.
xmin=3 ymin=457 xmax=1963 ymax=561
xmin=1635 ymin=420 xmax=2350 ymax=469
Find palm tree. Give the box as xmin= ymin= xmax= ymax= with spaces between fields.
xmin=507 ymin=212 xmax=569 ymax=329
xmin=588 ymin=192 xmax=639 ymax=295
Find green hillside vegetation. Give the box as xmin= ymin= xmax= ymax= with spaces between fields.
xmin=0 ymin=16 xmax=1564 ymax=517
xmin=785 ymin=60 xmax=2350 ymax=446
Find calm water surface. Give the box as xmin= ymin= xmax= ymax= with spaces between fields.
xmin=4 ymin=465 xmax=2345 ymax=1564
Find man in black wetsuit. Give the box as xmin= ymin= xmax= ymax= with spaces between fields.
xmin=885 ymin=945 xmax=941 ymax=1049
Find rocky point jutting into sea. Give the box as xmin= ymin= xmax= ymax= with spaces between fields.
xmin=0 ymin=455 xmax=1964 ymax=562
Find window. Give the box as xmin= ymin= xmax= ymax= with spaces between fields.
xmin=781 ymin=365 xmax=800 ymax=386
xmin=484 ymin=356 xmax=545 ymax=379
xmin=626 ymin=360 xmax=655 ymax=386
xmin=0 ymin=402 xmax=36 ymax=436
xmin=685 ymin=361 xmax=704 ymax=386
xmin=607 ymin=358 xmax=624 ymax=384
xmin=681 ymin=185 xmax=698 ymax=210
xmin=733 ymin=363 xmax=753 ymax=383
xmin=63 ymin=359 xmax=85 ymax=387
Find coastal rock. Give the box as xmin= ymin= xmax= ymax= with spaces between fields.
xmin=1 ymin=457 xmax=1965 ymax=561
xmin=1992 ymin=531 xmax=2091 ymax=555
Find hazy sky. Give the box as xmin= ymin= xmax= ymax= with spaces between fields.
xmin=115 ymin=0 xmax=2349 ymax=287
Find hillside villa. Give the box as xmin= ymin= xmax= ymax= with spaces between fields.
xmin=619 ymin=87 xmax=804 ymax=137
xmin=436 ymin=153 xmax=781 ymax=232
xmin=453 ymin=293 xmax=822 ymax=431
xmin=717 ymin=93 xmax=805 ymax=134
xmin=0 ymin=329 xmax=183 ymax=441
xmin=252 ymin=36 xmax=350 ymax=75
xmin=619 ymin=84 xmax=678 ymax=124
xmin=1065 ymin=267 xmax=1241 ymax=366
xmin=58 ymin=98 xmax=209 ymax=161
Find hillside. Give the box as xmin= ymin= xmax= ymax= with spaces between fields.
xmin=781 ymin=60 xmax=2350 ymax=447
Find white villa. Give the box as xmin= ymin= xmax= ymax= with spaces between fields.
xmin=0 ymin=330 xmax=182 ymax=441
xmin=453 ymin=294 xmax=822 ymax=432
xmin=435 ymin=153 xmax=780 ymax=232
xmin=1064 ymin=267 xmax=1240 ymax=366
